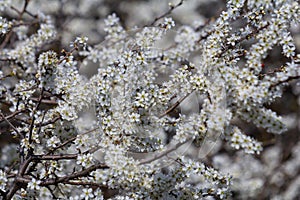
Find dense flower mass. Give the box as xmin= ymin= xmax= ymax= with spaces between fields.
xmin=0 ymin=0 xmax=299 ymax=199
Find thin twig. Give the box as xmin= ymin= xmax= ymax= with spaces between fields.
xmin=139 ymin=139 xmax=192 ymax=165
xmin=159 ymin=90 xmax=194 ymax=118
xmin=46 ymin=127 xmax=99 ymax=155
xmin=0 ymin=109 xmax=25 ymax=124
xmin=0 ymin=30 xmax=14 ymax=49
xmin=28 ymin=88 xmax=44 ymax=144
xmin=270 ymin=75 xmax=300 ymax=88
xmin=31 ymin=154 xmax=78 ymax=161
xmin=36 ymin=110 xmax=46 ymax=138
xmin=39 ymin=115 xmax=61 ymax=127
xmin=216 ymin=22 xmax=270 ymax=59
xmin=0 ymin=112 xmax=21 ymax=136
xmin=63 ymin=181 xmax=105 ymax=187
xmin=149 ymin=0 xmax=184 ymax=26
xmin=14 ymin=162 xmax=108 ymax=186
xmin=29 ymin=97 xmax=58 ymax=105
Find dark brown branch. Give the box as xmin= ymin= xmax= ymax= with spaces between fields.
xmin=139 ymin=139 xmax=192 ymax=165
xmin=41 ymin=163 xmax=108 ymax=185
xmin=64 ymin=181 xmax=105 ymax=187
xmin=270 ymin=75 xmax=300 ymax=88
xmin=29 ymin=97 xmax=58 ymax=105
xmin=5 ymin=153 xmax=107 ymax=199
xmin=159 ymin=90 xmax=194 ymax=118
xmin=149 ymin=0 xmax=184 ymax=26
xmin=31 ymin=154 xmax=78 ymax=160
xmin=14 ymin=162 xmax=108 ymax=186
xmin=19 ymin=0 xmax=30 ymax=19
xmin=0 ymin=112 xmax=21 ymax=137
xmin=36 ymin=111 xmax=46 ymax=138
xmin=46 ymin=127 xmax=99 ymax=155
xmin=9 ymin=5 xmax=22 ymax=15
xmin=0 ymin=109 xmax=25 ymax=124
xmin=28 ymin=88 xmax=44 ymax=146
xmin=1 ymin=0 xmax=32 ymax=50
xmin=216 ymin=22 xmax=270 ymax=59
xmin=39 ymin=115 xmax=61 ymax=127
xmin=0 ymin=30 xmax=14 ymax=49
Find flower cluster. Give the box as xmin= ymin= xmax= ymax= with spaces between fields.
xmin=225 ymin=126 xmax=263 ymax=154
xmin=0 ymin=170 xmax=7 ymax=192
xmin=0 ymin=16 xmax=11 ymax=34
